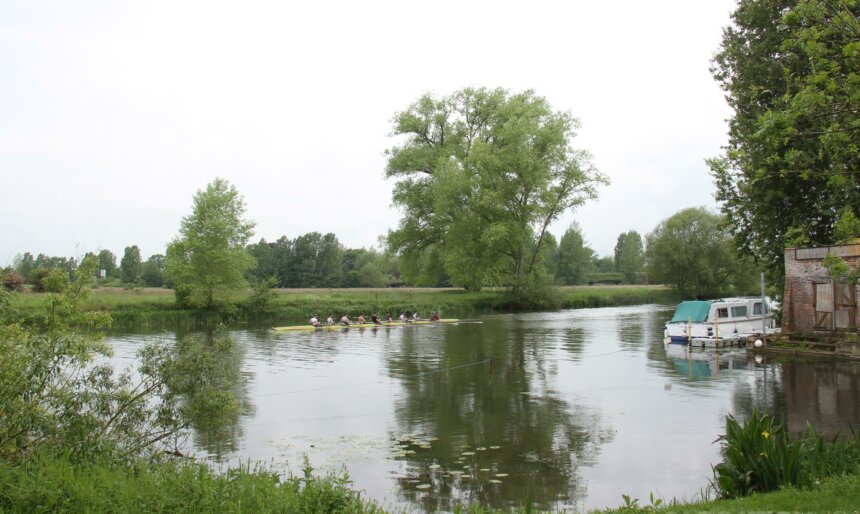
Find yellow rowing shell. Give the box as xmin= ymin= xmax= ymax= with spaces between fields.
xmin=273 ymin=319 xmax=460 ymax=332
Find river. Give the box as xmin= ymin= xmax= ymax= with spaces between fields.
xmin=106 ymin=304 xmax=860 ymax=512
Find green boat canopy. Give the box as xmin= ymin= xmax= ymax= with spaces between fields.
xmin=670 ymin=301 xmax=712 ymax=323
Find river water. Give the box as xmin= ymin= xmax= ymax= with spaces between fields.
xmin=106 ymin=304 xmax=860 ymax=512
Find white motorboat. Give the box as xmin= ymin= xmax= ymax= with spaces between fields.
xmin=664 ymin=297 xmax=776 ymax=347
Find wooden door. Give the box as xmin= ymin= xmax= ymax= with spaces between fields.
xmin=814 ymin=282 xmax=834 ymax=330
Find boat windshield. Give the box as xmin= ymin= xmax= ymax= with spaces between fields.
xmin=669 ymin=301 xmax=712 ymax=323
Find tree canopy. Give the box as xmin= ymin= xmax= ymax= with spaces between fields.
xmin=555 ymin=224 xmax=595 ymax=285
xmin=709 ymin=0 xmax=860 ymax=283
xmin=385 ymin=87 xmax=606 ymax=298
xmin=165 ymin=178 xmax=256 ymax=308
xmin=646 ymin=207 xmax=757 ymax=298
xmin=614 ymin=230 xmax=644 ymax=284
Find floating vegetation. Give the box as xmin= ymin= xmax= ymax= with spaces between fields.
xmin=489 ymin=479 xmax=503 ymax=484
xmin=479 ymin=468 xmax=491 ymax=472
xmin=476 ymin=447 xmax=487 ymax=451
xmin=494 ymin=473 xmax=509 ymax=478
xmin=416 ymin=484 xmax=431 ymax=490
xmin=461 ymin=451 xmax=475 ymax=456
xmin=489 ymin=445 xmax=501 ymax=450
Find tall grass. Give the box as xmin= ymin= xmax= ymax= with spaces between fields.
xmin=712 ymin=410 xmax=860 ymax=499
xmin=0 ymin=453 xmax=384 ymax=513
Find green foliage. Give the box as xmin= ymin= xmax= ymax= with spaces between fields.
xmin=141 ymin=254 xmax=166 ymax=287
xmin=0 ymin=252 xmax=239 ymax=464
xmin=555 ymin=224 xmax=595 ymax=285
xmin=614 ymin=231 xmax=645 ymax=283
xmin=645 ymin=207 xmax=757 ymax=298
xmin=385 ymin=87 xmax=606 ymax=297
xmin=165 ymin=178 xmax=256 ymax=309
xmin=710 ymin=0 xmax=860 ymax=285
xmin=712 ymin=410 xmax=860 ymax=499
xmin=41 ymin=268 xmax=69 ymax=293
xmin=120 ymin=245 xmax=142 ymax=284
xmin=0 ymin=454 xmax=383 ymax=513
xmin=97 ymin=249 xmax=117 ymax=278
xmin=834 ymin=207 xmax=860 ymax=243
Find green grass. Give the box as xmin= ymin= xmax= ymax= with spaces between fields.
xmin=4 ymin=453 xmax=858 ymax=514
xmin=0 ymin=454 xmax=384 ymax=514
xmin=7 ymin=285 xmax=678 ymax=329
xmin=598 ymin=473 xmax=860 ymax=513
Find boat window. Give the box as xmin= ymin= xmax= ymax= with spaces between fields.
xmin=753 ymin=302 xmax=763 ymax=315
xmin=717 ymin=307 xmax=729 ymax=318
xmin=731 ymin=306 xmax=748 ymax=317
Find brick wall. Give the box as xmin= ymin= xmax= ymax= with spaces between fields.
xmin=784 ymin=245 xmax=860 ymax=332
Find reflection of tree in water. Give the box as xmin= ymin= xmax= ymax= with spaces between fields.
xmin=384 ymin=320 xmax=613 ymax=512
xmin=174 ymin=329 xmax=254 ymax=461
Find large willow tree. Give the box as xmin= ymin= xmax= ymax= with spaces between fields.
xmin=385 ymin=88 xmax=605 ymax=297
xmin=710 ymin=0 xmax=860 ymax=284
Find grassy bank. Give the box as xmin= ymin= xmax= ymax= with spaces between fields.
xmin=3 ymin=453 xmax=858 ymax=513
xmin=8 ymin=285 xmax=679 ymax=329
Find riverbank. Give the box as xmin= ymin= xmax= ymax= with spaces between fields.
xmin=8 ymin=285 xmax=679 ymax=328
xmin=2 ymin=453 xmax=856 ymax=513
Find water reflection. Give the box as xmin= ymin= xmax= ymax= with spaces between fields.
xmin=384 ymin=319 xmax=612 ymax=511
xmin=103 ymin=305 xmax=860 ymax=512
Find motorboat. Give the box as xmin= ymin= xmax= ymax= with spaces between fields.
xmin=664 ymin=297 xmax=776 ymax=347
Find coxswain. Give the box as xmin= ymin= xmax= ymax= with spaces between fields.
xmin=309 ymin=315 xmax=322 ymax=327
xmin=357 ymin=313 xmax=366 ymax=324
xmin=340 ymin=314 xmax=351 ymax=326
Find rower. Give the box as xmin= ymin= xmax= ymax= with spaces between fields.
xmin=430 ymin=312 xmax=440 ymax=321
xmin=340 ymin=314 xmax=351 ymax=326
xmin=385 ymin=312 xmax=393 ymax=322
xmin=398 ymin=312 xmax=408 ymax=322
xmin=412 ymin=311 xmax=420 ymax=321
xmin=357 ymin=313 xmax=366 ymax=324
xmin=326 ymin=314 xmax=335 ymax=325
xmin=371 ymin=313 xmax=382 ymax=325
xmin=309 ymin=315 xmax=322 ymax=327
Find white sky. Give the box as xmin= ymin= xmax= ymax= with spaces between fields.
xmin=0 ymin=0 xmax=736 ymax=265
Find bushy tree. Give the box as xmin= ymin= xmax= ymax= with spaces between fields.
xmin=141 ymin=254 xmax=165 ymax=287
xmin=98 ymin=249 xmax=118 ymax=278
xmin=646 ymin=207 xmax=757 ymax=298
xmin=385 ymin=87 xmax=606 ymax=297
xmin=165 ymin=178 xmax=256 ymax=308
xmin=120 ymin=246 xmax=142 ymax=284
xmin=0 ymin=253 xmax=238 ymax=462
xmin=710 ymin=0 xmax=860 ymax=284
xmin=614 ymin=230 xmax=645 ymax=283
xmin=555 ymin=224 xmax=595 ymax=285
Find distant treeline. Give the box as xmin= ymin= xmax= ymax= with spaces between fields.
xmin=3 ymin=226 xmax=649 ymax=293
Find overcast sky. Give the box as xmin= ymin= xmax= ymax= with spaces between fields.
xmin=0 ymin=0 xmax=737 ymax=265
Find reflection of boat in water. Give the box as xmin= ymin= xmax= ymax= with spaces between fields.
xmin=664 ymin=297 xmax=776 ymax=348
xmin=665 ymin=343 xmax=750 ymax=380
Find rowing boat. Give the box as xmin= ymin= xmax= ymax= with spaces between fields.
xmin=273 ymin=319 xmax=460 ymax=332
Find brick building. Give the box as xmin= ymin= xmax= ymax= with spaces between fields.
xmin=783 ymin=244 xmax=860 ymax=332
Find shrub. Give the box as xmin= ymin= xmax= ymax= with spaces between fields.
xmin=2 ymin=272 xmax=24 ymax=292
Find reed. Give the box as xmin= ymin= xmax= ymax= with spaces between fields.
xmin=712 ymin=410 xmax=860 ymax=499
